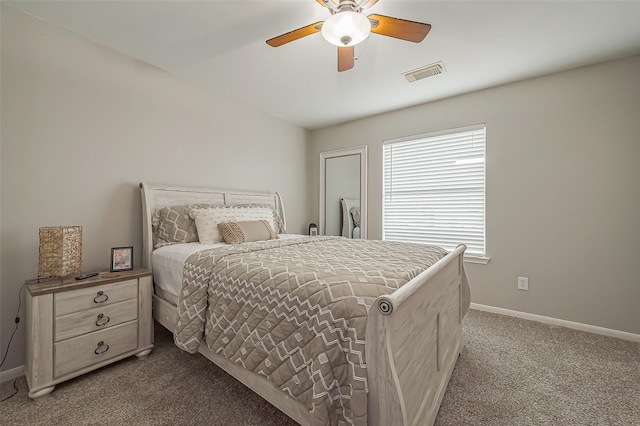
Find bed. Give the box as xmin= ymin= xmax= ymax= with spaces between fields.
xmin=140 ymin=182 xmax=470 ymax=426
xmin=341 ymin=198 xmax=361 ymax=239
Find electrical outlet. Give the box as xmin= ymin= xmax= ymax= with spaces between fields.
xmin=518 ymin=276 xmax=529 ymax=291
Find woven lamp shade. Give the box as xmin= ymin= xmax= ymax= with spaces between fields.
xmin=38 ymin=226 xmax=83 ymax=279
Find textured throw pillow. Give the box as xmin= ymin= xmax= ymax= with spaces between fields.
xmin=227 ymin=204 xmax=284 ymax=234
xmin=190 ymin=205 xmax=280 ymax=243
xmin=190 ymin=208 xmax=239 ymax=244
xmin=152 ymin=203 xmax=217 ymax=249
xmin=350 ymin=206 xmax=361 ymax=228
xmin=218 ymin=220 xmax=276 ymax=244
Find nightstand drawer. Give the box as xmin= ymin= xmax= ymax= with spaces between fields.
xmin=55 ymin=299 xmax=138 ymax=341
xmin=54 ymin=321 xmax=138 ymax=378
xmin=55 ymin=279 xmax=138 ymax=316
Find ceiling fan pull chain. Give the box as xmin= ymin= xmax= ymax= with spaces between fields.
xmin=355 ymin=33 xmax=371 ymax=61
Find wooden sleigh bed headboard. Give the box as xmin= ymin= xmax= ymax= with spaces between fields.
xmin=139 ymin=182 xmax=286 ymax=271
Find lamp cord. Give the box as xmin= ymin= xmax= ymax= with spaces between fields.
xmin=0 ymin=284 xmax=24 ymax=402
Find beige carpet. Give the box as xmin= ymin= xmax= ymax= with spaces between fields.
xmin=2 ymin=310 xmax=639 ymax=425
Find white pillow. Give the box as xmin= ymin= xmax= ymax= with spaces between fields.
xmin=190 ymin=206 xmax=278 ymax=244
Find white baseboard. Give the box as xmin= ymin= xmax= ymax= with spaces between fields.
xmin=0 ymin=365 xmax=24 ymax=383
xmin=470 ymin=303 xmax=640 ymax=343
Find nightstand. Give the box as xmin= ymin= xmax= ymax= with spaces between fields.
xmin=25 ymin=269 xmax=153 ymax=401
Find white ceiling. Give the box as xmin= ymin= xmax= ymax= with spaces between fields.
xmin=7 ymin=0 xmax=640 ymax=129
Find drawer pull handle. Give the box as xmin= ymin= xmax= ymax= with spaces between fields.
xmin=95 ymin=313 xmax=110 ymax=327
xmin=93 ymin=291 xmax=108 ymax=304
xmin=94 ymin=341 xmax=110 ymax=355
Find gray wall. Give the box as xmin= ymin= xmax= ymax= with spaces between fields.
xmin=3 ymin=4 xmax=639 ymax=379
xmin=0 ymin=6 xmax=310 ymax=372
xmin=310 ymin=55 xmax=640 ymax=335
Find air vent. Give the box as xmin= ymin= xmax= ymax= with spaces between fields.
xmin=403 ymin=61 xmax=446 ymax=83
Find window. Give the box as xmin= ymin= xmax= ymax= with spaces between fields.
xmin=383 ymin=124 xmax=486 ymax=258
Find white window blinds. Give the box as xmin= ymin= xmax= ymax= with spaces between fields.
xmin=383 ymin=124 xmax=486 ymax=256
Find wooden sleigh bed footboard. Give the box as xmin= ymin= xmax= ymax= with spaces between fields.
xmin=366 ymin=244 xmax=468 ymax=426
xmin=141 ymin=183 xmax=469 ymax=426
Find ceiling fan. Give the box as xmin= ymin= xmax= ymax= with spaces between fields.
xmin=266 ymin=0 xmax=431 ymax=72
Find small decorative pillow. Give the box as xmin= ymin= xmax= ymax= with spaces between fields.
xmin=190 ymin=206 xmax=280 ymax=243
xmin=152 ymin=203 xmax=217 ymax=249
xmin=190 ymin=208 xmax=239 ymax=244
xmin=218 ymin=220 xmax=276 ymax=244
xmin=350 ymin=206 xmax=361 ymax=228
xmin=223 ymin=205 xmax=280 ymax=234
xmin=232 ymin=204 xmax=285 ymax=234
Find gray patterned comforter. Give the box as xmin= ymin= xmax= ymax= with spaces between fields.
xmin=174 ymin=237 xmax=450 ymax=425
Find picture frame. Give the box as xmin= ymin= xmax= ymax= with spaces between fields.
xmin=110 ymin=246 xmax=133 ymax=272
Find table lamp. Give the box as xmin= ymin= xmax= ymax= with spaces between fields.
xmin=38 ymin=226 xmax=83 ymax=282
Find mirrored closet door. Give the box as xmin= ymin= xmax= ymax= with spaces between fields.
xmin=319 ymin=147 xmax=367 ymax=239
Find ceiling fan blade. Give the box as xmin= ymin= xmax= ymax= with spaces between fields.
xmin=368 ymin=14 xmax=431 ymax=43
xmin=266 ymin=22 xmax=323 ymax=47
xmin=360 ymin=0 xmax=379 ymax=8
xmin=338 ymin=46 xmax=354 ymax=72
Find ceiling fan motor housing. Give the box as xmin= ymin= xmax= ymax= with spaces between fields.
xmin=325 ymin=0 xmax=364 ymax=14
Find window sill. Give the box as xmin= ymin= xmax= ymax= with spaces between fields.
xmin=464 ymin=255 xmax=490 ymax=265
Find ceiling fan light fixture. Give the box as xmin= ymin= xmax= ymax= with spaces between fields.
xmin=321 ymin=11 xmax=371 ymax=47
